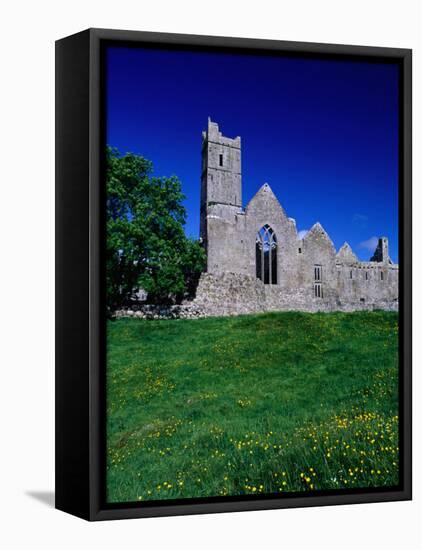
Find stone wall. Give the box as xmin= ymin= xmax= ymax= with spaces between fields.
xmin=115 ymin=271 xmax=398 ymax=321
xmin=114 ymin=303 xmax=206 ymax=320
xmin=191 ymin=272 xmax=398 ymax=316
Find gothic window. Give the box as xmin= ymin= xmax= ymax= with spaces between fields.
xmin=256 ymin=225 xmax=277 ymax=284
xmin=314 ymin=264 xmax=323 ymax=298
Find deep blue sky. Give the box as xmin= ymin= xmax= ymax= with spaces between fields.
xmin=105 ymin=46 xmax=399 ymax=262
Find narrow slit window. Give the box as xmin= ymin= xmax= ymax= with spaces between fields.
xmin=381 ymin=271 xmax=384 ymax=281
xmin=365 ymin=271 xmax=368 ymax=280
xmin=314 ymin=265 xmax=322 ymax=298
xmin=314 ymin=283 xmax=323 ymax=298
xmin=350 ymin=270 xmax=353 ymax=279
xmin=314 ymin=265 xmax=322 ymax=281
xmin=219 ymin=154 xmax=223 ymax=167
xmin=298 ymin=247 xmax=302 ymax=254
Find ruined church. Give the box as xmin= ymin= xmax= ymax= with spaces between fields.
xmin=192 ymin=119 xmax=399 ymax=314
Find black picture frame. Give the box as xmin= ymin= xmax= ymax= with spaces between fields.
xmin=55 ymin=28 xmax=412 ymax=521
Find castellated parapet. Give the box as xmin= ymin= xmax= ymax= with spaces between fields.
xmin=195 ymin=119 xmax=399 ymax=315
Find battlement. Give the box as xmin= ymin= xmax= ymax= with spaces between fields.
xmin=202 ymin=118 xmax=241 ymax=148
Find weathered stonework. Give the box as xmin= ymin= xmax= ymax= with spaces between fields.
xmin=197 ymin=119 xmax=398 ymax=315
xmin=114 ymin=303 xmax=206 ymax=320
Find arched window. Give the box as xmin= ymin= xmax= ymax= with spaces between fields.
xmin=256 ymin=225 xmax=277 ymax=284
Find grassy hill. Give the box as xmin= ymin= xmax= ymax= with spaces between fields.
xmin=106 ymin=311 xmax=399 ymax=503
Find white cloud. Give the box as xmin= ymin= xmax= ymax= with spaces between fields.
xmin=352 ymin=213 xmax=368 ymax=227
xmin=358 ymin=236 xmax=379 ymax=251
xmin=297 ymin=229 xmax=308 ymax=240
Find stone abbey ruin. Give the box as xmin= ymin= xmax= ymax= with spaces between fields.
xmin=191 ymin=119 xmax=398 ymax=317
xmin=118 ymin=119 xmax=398 ymax=320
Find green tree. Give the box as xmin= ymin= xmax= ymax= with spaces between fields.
xmin=106 ymin=147 xmax=205 ymax=310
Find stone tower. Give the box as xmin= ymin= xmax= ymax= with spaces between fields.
xmin=200 ymin=118 xmax=242 ymax=259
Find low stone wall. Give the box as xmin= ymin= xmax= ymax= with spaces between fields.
xmin=114 ymin=303 xmax=206 ymax=320
xmin=114 ymin=272 xmax=398 ymax=320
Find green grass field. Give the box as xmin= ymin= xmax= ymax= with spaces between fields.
xmin=106 ymin=311 xmax=399 ymax=503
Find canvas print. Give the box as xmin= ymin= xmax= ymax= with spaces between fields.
xmin=104 ymin=45 xmax=400 ymax=504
